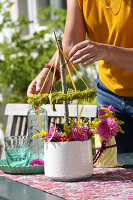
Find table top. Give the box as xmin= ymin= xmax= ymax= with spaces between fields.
xmin=117 ymin=152 xmax=133 ymax=170
xmin=0 ymin=152 xmax=133 ymax=200
xmin=0 ymin=176 xmax=64 ymax=200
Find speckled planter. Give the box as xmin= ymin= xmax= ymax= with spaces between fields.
xmin=44 ymin=139 xmax=93 ymax=181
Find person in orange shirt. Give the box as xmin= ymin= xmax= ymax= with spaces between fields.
xmin=27 ymin=0 xmax=133 ymax=153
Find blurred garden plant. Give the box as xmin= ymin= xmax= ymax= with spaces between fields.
xmin=0 ymin=0 xmax=96 ymax=104
xmin=0 ymin=0 xmax=66 ymax=103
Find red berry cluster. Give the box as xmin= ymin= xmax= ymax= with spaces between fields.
xmin=59 ymin=135 xmax=73 ymax=142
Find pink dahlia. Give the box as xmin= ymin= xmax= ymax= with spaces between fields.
xmin=29 ymin=159 xmax=44 ymax=166
xmin=98 ymin=105 xmax=115 ymax=117
xmin=80 ymin=126 xmax=89 ymax=132
xmin=80 ymin=126 xmax=94 ymax=135
xmin=70 ymin=126 xmax=88 ymax=141
xmin=88 ymin=129 xmax=94 ymax=135
xmin=46 ymin=125 xmax=61 ymax=141
xmin=97 ymin=118 xmax=119 ymax=140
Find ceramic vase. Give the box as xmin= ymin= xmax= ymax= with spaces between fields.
xmin=44 ymin=139 xmax=93 ymax=181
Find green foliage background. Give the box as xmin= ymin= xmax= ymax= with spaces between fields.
xmin=0 ymin=0 xmax=96 ymax=104
xmin=0 ymin=1 xmax=66 ymax=103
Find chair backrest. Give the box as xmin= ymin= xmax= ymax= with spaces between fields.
xmin=1 ymin=103 xmax=97 ymax=160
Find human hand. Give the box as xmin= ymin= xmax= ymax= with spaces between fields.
xmin=27 ymin=68 xmax=53 ymax=96
xmin=68 ymin=40 xmax=104 ymax=66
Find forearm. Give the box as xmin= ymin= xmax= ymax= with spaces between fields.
xmin=102 ymin=43 xmax=133 ymax=71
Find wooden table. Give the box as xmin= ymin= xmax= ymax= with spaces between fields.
xmin=0 ymin=153 xmax=133 ymax=200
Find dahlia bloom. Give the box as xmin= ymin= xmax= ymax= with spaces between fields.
xmin=98 ymin=105 xmax=115 ymax=117
xmin=80 ymin=126 xmax=94 ymax=135
xmin=97 ymin=118 xmax=119 ymax=140
xmin=46 ymin=125 xmax=61 ymax=141
xmin=88 ymin=129 xmax=94 ymax=135
xmin=80 ymin=126 xmax=89 ymax=133
xmin=29 ymin=159 xmax=44 ymax=166
xmin=70 ymin=126 xmax=88 ymax=141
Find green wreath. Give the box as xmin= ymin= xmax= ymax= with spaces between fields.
xmin=27 ymin=88 xmax=97 ymax=108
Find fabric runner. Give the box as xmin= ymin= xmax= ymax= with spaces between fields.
xmin=0 ymin=168 xmax=133 ymax=200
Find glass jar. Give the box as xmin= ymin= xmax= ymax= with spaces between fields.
xmin=27 ymin=107 xmax=48 ymax=161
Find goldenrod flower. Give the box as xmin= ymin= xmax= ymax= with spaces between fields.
xmin=32 ymin=131 xmax=47 ymax=139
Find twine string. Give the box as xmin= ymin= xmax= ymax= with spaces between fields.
xmin=38 ymin=47 xmax=89 ymax=130
xmin=93 ymin=140 xmax=117 ymax=164
xmin=38 ymin=107 xmax=44 ymax=131
xmin=48 ymin=118 xmax=57 ymax=143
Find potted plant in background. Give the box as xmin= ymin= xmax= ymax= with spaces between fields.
xmin=0 ymin=0 xmax=68 ymax=105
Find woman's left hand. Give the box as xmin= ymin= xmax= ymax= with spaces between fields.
xmin=68 ymin=40 xmax=104 ymax=66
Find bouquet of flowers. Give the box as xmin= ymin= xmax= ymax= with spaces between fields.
xmin=33 ymin=105 xmax=124 ymax=167
xmin=33 ymin=121 xmax=94 ymax=142
xmin=91 ymin=105 xmax=124 ymax=167
xmin=33 ymin=105 xmax=124 ymax=141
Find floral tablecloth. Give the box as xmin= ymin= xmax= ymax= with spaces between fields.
xmin=0 ymin=167 xmax=133 ymax=200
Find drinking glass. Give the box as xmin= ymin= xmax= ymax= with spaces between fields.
xmin=27 ymin=107 xmax=48 ymax=161
xmin=5 ymin=136 xmax=30 ymax=167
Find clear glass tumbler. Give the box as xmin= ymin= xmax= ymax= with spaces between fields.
xmin=5 ymin=136 xmax=30 ymax=167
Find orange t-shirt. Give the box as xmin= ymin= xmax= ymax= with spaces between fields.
xmin=78 ymin=0 xmax=133 ymax=97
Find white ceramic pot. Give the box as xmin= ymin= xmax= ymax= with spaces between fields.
xmin=44 ymin=139 xmax=93 ymax=181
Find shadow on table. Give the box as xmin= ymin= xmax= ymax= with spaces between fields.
xmin=122 ymin=164 xmax=133 ymax=169
xmin=89 ymin=168 xmax=133 ymax=182
xmin=0 ymin=196 xmax=9 ymax=200
xmin=79 ymin=165 xmax=133 ymax=182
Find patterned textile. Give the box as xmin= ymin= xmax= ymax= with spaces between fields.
xmin=0 ymin=168 xmax=133 ymax=200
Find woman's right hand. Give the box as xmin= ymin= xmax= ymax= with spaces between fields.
xmin=27 ymin=68 xmax=53 ymax=96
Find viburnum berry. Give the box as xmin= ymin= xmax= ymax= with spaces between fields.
xmin=64 ymin=135 xmax=69 ymax=140
xmin=67 ymin=136 xmax=72 ymax=142
xmin=61 ymin=137 xmax=66 ymax=142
